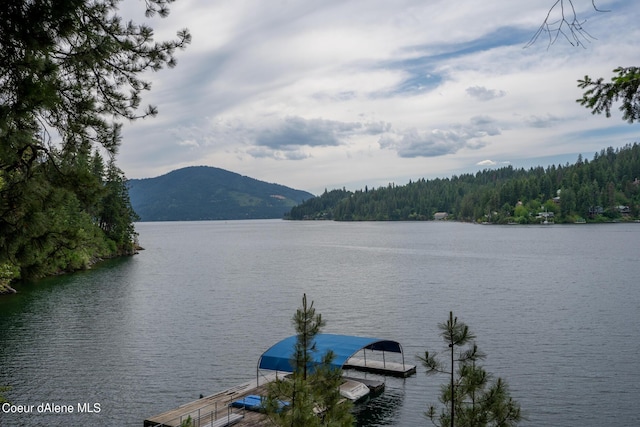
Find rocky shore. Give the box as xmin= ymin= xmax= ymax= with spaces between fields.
xmin=0 ymin=283 xmax=17 ymax=295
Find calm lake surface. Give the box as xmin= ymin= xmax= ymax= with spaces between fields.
xmin=1 ymin=220 xmax=639 ymax=426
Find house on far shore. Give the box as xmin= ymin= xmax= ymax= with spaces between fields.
xmin=617 ymin=205 xmax=630 ymax=216
xmin=434 ymin=212 xmax=448 ymax=220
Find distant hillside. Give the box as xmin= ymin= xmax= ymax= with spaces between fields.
xmin=128 ymin=166 xmax=314 ymax=221
xmin=287 ymin=144 xmax=640 ymax=224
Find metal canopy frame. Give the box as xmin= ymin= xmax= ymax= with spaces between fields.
xmin=256 ymin=333 xmax=406 ymax=384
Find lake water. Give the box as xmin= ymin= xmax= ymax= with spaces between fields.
xmin=1 ymin=220 xmax=639 ymax=426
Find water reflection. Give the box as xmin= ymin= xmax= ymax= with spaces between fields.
xmin=354 ymin=385 xmax=404 ymax=427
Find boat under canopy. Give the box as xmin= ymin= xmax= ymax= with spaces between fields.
xmin=257 ymin=333 xmax=414 ymax=381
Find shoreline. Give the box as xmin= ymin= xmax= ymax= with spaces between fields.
xmin=0 ymin=248 xmax=143 ymax=297
xmin=0 ymin=284 xmax=17 ymax=295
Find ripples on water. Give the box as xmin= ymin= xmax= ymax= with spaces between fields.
xmin=1 ymin=221 xmax=639 ymax=426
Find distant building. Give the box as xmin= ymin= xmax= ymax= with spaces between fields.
xmin=589 ymin=206 xmax=604 ymax=217
xmin=617 ymin=205 xmax=631 ymax=216
xmin=434 ymin=212 xmax=448 ymax=220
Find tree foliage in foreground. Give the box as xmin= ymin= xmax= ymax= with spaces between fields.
xmin=578 ymin=67 xmax=640 ymax=124
xmin=526 ymin=2 xmax=640 ymax=125
xmin=265 ymin=294 xmax=354 ymax=427
xmin=419 ymin=312 xmax=522 ymax=427
xmin=0 ymin=0 xmax=190 ymax=287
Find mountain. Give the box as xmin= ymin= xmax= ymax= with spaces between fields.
xmin=127 ymin=166 xmax=315 ymax=221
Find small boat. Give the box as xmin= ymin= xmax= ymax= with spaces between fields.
xmin=279 ymin=374 xmax=370 ymax=403
xmin=339 ymin=378 xmax=370 ymax=402
xmin=313 ymin=379 xmax=370 ymax=416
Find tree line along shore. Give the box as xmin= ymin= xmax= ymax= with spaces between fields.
xmin=287 ymin=144 xmax=640 ymax=224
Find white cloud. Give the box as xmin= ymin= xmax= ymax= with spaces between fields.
xmin=378 ymin=116 xmax=501 ymax=158
xmin=477 ymin=160 xmax=497 ymax=166
xmin=524 ymin=114 xmax=564 ymax=128
xmin=178 ymin=139 xmax=200 ymax=148
xmin=466 ymin=86 xmax=507 ymax=101
xmin=255 ymin=117 xmax=360 ymax=149
xmin=476 ymin=159 xmax=511 ymax=167
xmin=117 ymin=0 xmax=640 ymax=194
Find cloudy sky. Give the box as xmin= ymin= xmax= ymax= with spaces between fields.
xmin=118 ymin=0 xmax=639 ymax=195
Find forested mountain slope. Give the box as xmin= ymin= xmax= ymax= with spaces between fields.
xmin=128 ymin=166 xmax=314 ymax=221
xmin=287 ymin=144 xmax=640 ymax=224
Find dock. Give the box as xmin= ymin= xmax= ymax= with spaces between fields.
xmin=144 ymin=374 xmax=279 ymax=427
xmin=146 ymin=334 xmax=415 ymax=426
xmin=344 ymin=357 xmax=417 ymax=378
xmin=144 ymin=373 xmax=390 ymax=427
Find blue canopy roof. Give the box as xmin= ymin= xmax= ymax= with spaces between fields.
xmin=258 ymin=333 xmax=403 ymax=373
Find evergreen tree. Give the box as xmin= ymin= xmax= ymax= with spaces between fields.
xmin=286 ymin=144 xmax=640 ymax=224
xmin=0 ymin=0 xmax=189 ymax=283
xmin=265 ymin=294 xmax=354 ymax=427
xmin=98 ymin=158 xmax=139 ymax=254
xmin=292 ymin=293 xmax=326 ymax=381
xmin=578 ymin=67 xmax=640 ymax=123
xmin=527 ymin=2 xmax=639 ymax=124
xmin=419 ymin=312 xmax=522 ymax=427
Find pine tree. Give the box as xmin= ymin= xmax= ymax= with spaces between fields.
xmin=265 ymin=294 xmax=354 ymax=426
xmin=98 ymin=158 xmax=139 ymax=254
xmin=578 ymin=67 xmax=640 ymax=124
xmin=419 ymin=312 xmax=522 ymax=427
xmin=0 ymin=0 xmax=188 ymax=281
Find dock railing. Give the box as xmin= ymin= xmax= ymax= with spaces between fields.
xmin=147 ymin=402 xmax=244 ymax=427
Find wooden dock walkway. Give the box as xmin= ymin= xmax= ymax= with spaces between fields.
xmin=144 ymin=374 xmax=281 ymax=427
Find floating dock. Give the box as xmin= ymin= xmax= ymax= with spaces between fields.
xmin=344 ymin=357 xmax=417 ymax=378
xmin=257 ymin=334 xmax=416 ymax=380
